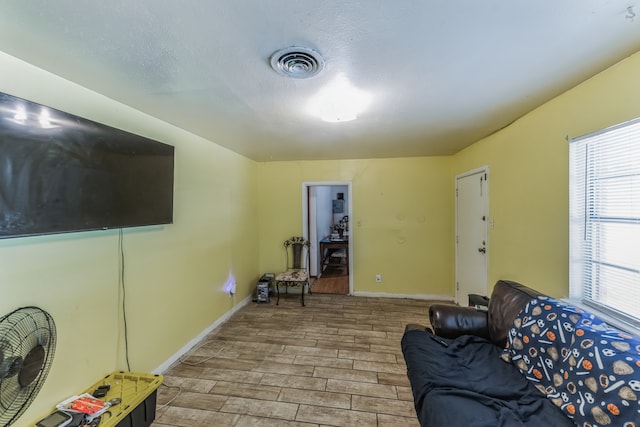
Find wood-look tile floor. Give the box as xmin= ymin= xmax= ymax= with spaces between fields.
xmin=310 ymin=275 xmax=349 ymax=295
xmin=152 ymin=294 xmax=436 ymax=427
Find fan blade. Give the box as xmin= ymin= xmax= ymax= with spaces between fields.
xmin=0 ymin=356 xmax=21 ymax=380
xmin=18 ymin=345 xmax=44 ymax=388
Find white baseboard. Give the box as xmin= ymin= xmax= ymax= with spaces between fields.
xmin=153 ymin=294 xmax=252 ymax=374
xmin=352 ymin=291 xmax=454 ymax=301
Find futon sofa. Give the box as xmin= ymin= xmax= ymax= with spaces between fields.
xmin=401 ymin=280 xmax=640 ymax=426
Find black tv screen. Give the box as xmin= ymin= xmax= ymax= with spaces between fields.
xmin=0 ymin=91 xmax=174 ymax=239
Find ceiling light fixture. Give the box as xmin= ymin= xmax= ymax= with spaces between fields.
xmin=270 ymin=46 xmax=325 ymax=79
xmin=307 ymin=74 xmax=372 ymax=123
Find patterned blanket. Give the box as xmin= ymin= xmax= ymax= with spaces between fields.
xmin=504 ymin=296 xmax=640 ymax=426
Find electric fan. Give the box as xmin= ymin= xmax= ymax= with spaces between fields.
xmin=0 ymin=306 xmax=56 ymax=426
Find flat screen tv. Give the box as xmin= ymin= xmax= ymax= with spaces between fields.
xmin=0 ymin=91 xmax=175 ymax=239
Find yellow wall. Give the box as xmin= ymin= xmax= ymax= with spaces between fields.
xmin=257 ymin=50 xmax=640 ymax=301
xmin=0 ymin=52 xmax=259 ymax=423
xmin=453 ymin=51 xmax=640 ymax=298
xmin=257 ymin=158 xmax=455 ymax=297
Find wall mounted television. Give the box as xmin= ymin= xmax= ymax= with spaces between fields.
xmin=0 ymin=91 xmax=175 ymax=239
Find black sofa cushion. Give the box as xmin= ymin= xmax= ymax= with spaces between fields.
xmin=488 ymin=280 xmax=544 ymax=347
xmin=401 ymin=330 xmax=573 ymax=427
xmin=429 ymin=304 xmax=490 ymax=339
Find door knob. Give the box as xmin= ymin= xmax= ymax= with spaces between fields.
xmin=478 ymin=247 xmax=486 ymax=253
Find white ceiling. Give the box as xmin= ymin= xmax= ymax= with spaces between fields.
xmin=0 ymin=1 xmax=639 ymax=161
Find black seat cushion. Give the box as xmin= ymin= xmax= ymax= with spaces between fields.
xmin=401 ymin=330 xmax=574 ymax=427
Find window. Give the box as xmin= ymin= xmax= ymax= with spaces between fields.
xmin=569 ymin=118 xmax=640 ymax=329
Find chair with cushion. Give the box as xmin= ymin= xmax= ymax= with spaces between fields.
xmin=275 ymin=237 xmax=311 ymax=306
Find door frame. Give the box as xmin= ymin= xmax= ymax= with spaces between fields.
xmin=455 ymin=166 xmax=489 ymax=304
xmin=302 ymin=181 xmax=353 ymax=295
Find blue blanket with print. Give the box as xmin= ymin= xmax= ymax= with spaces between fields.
xmin=505 ymin=296 xmax=640 ymax=426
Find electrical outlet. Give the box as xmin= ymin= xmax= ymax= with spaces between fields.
xmin=229 ymin=282 xmax=237 ymax=296
xmin=375 ymin=274 xmax=382 ymax=283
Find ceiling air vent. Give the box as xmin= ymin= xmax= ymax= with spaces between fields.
xmin=270 ymin=46 xmax=324 ymax=79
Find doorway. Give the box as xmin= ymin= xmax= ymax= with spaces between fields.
xmin=455 ymin=167 xmax=489 ymax=304
xmin=302 ymin=182 xmax=353 ymax=295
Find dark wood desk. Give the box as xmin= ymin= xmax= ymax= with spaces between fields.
xmin=319 ymin=238 xmax=349 ymax=276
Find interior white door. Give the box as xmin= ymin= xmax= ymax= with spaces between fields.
xmin=456 ymin=168 xmax=489 ymax=305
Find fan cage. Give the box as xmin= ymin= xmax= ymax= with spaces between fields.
xmin=0 ymin=306 xmax=56 ymax=427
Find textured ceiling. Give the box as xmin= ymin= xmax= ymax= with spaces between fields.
xmin=0 ymin=1 xmax=639 ymax=161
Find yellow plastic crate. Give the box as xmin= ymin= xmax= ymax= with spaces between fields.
xmin=82 ymin=371 xmax=163 ymax=427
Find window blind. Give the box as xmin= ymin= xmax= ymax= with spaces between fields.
xmin=569 ymin=118 xmax=640 ymax=328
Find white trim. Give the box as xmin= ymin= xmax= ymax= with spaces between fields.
xmin=302 ymin=181 xmax=354 ymax=295
xmin=152 ymin=294 xmax=252 ymax=374
xmin=353 ymin=291 xmax=454 ymax=301
xmin=456 ymin=165 xmax=489 ymax=180
xmin=570 ymin=116 xmax=640 ymax=143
